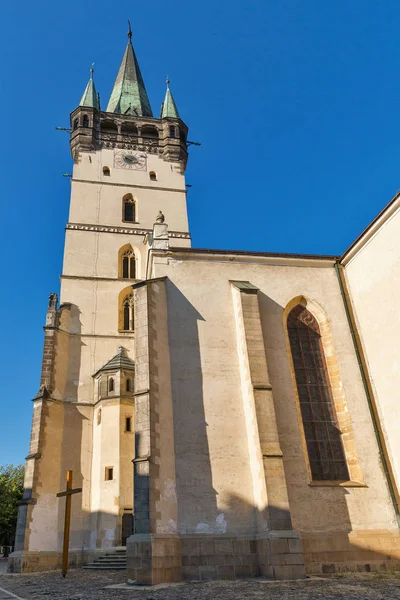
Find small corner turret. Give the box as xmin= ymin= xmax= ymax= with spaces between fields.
xmin=69 ymin=23 xmax=189 ymax=168
xmin=70 ymin=66 xmax=100 ymax=157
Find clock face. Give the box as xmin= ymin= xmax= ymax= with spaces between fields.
xmin=114 ymin=150 xmax=147 ymax=171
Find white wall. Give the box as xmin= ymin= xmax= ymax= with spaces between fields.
xmin=345 ymin=203 xmax=400 ymax=492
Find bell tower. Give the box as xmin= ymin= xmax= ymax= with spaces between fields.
xmin=11 ymin=25 xmax=191 ymax=573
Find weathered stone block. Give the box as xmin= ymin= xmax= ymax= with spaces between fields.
xmin=235 ymin=564 xmax=251 ymax=578
xmin=217 ymin=565 xmax=235 ymax=579
xmin=199 ymin=566 xmax=217 ymax=581
xmin=270 ymin=538 xmax=289 ymax=555
xmin=224 ymin=553 xmax=241 ymax=566
xmin=200 ymin=540 xmax=215 ymax=555
xmin=215 ymin=539 xmax=234 ymax=554
xmin=182 ymin=566 xmax=199 ymax=580
xmin=288 ymin=538 xmax=303 ymax=554
xmin=322 ymin=563 xmax=336 ymax=574
xmin=273 ymin=565 xmax=295 ymax=580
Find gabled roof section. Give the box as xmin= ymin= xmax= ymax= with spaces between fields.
xmin=106 ymin=26 xmax=152 ymax=117
xmin=160 ymin=79 xmax=180 ymax=119
xmin=340 ymin=190 xmax=400 ymax=265
xmin=79 ymin=66 xmax=100 ymax=110
xmin=93 ymin=347 xmax=135 ymax=377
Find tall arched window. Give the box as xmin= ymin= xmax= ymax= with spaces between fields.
xmin=287 ymin=305 xmax=349 ymax=482
xmin=108 ymin=377 xmax=114 ymax=392
xmin=83 ymin=115 xmax=89 ymax=128
xmin=123 ymin=195 xmax=136 ymax=222
xmin=122 ymin=294 xmax=134 ymax=331
xmin=122 ymin=249 xmax=136 ymax=279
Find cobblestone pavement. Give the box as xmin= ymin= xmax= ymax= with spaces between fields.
xmin=2 ymin=571 xmax=400 ymax=600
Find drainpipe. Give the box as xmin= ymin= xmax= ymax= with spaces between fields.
xmin=334 ymin=262 xmax=400 ymax=527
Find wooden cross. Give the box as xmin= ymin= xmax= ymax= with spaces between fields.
xmin=56 ymin=470 xmax=82 ymax=577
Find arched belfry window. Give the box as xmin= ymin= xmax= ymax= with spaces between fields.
xmin=83 ymin=115 xmax=89 ymax=128
xmin=122 ymin=293 xmax=134 ymax=331
xmin=122 ymin=249 xmax=136 ymax=279
xmin=287 ymin=305 xmax=349 ymax=482
xmin=123 ymin=195 xmax=136 ymax=223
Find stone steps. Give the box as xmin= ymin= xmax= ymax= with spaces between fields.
xmin=82 ymin=548 xmax=127 ymax=570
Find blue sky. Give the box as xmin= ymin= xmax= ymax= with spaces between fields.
xmin=1 ymin=1 xmax=400 ymax=464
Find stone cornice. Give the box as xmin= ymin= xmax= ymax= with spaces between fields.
xmin=163 ymin=247 xmax=337 ymax=269
xmin=61 ymin=275 xmax=138 ymax=282
xmin=66 ymin=222 xmax=191 ymax=239
xmin=72 ymin=178 xmax=187 ymax=194
xmin=49 ymin=326 xmax=134 ymax=340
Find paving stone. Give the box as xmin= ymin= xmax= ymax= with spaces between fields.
xmin=3 ymin=570 xmax=400 ymax=600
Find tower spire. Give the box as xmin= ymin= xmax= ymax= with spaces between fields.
xmin=79 ymin=64 xmax=100 ymax=110
xmin=106 ymin=23 xmax=153 ymax=117
xmin=160 ymin=77 xmax=180 ymax=119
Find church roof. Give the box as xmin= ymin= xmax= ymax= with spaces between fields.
xmin=106 ymin=26 xmax=152 ymax=117
xmin=160 ymin=79 xmax=180 ymax=119
xmin=341 ymin=190 xmax=400 ymax=265
xmin=94 ymin=347 xmax=135 ymax=376
xmin=79 ymin=67 xmax=100 ymax=110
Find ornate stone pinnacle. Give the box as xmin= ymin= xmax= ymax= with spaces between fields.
xmin=156 ymin=211 xmax=165 ymax=224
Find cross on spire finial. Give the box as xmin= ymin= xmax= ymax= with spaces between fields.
xmin=166 ymin=75 xmax=170 ymax=89
xmin=128 ymin=19 xmax=132 ymax=39
xmin=90 ymin=62 xmax=95 ymax=79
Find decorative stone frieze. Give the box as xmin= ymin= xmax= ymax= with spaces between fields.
xmin=66 ymin=222 xmax=190 ymax=239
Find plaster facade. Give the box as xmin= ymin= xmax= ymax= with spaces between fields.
xmin=10 ymin=30 xmax=400 ymax=582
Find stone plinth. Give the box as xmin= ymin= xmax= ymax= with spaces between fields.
xmin=126 ymin=531 xmax=306 ymax=584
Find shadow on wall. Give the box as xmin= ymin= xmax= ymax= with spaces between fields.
xmin=166 ymin=280 xmax=220 ymax=534
xmin=11 ymin=494 xmax=400 ymax=576
xmin=62 ymin=303 xmax=85 ymax=403
xmin=257 ymin=292 xmax=354 ymax=534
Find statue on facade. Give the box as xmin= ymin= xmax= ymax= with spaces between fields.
xmin=156 ymin=210 xmax=165 ymax=224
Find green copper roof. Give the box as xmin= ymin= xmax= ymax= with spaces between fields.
xmin=79 ymin=67 xmax=100 ymax=110
xmin=160 ymin=79 xmax=180 ymax=119
xmin=94 ymin=347 xmax=135 ymax=376
xmin=106 ymin=29 xmax=152 ymax=117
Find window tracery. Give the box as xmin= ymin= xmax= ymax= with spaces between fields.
xmin=287 ymin=304 xmax=349 ymax=481
xmin=122 ymin=293 xmax=134 ymax=331
xmin=122 ymin=249 xmax=136 ymax=279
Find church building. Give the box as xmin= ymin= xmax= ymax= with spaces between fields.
xmin=10 ymin=26 xmax=400 ymax=583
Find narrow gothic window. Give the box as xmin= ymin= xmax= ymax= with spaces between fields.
xmin=169 ymin=126 xmax=176 ymax=138
xmin=73 ymin=118 xmax=79 ymax=130
xmin=122 ymin=294 xmax=134 ymax=331
xmin=287 ymin=305 xmax=349 ymax=482
xmin=126 ymin=378 xmax=131 ymax=392
xmin=83 ymin=115 xmax=89 ymax=128
xmin=125 ymin=416 xmax=132 ymax=432
xmin=122 ymin=250 xmax=136 ymax=279
xmin=108 ymin=377 xmax=114 ymax=393
xmin=123 ymin=197 xmax=135 ymax=222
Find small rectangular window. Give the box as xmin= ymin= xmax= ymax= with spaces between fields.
xmin=125 ymin=416 xmax=132 ymax=432
xmin=105 ymin=467 xmax=114 ymax=481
